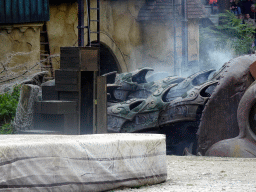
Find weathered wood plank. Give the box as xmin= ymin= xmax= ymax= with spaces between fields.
xmin=96 ymin=76 xmax=107 ymax=134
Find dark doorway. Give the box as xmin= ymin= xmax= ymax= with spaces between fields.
xmin=80 ymin=71 xmax=94 ymax=135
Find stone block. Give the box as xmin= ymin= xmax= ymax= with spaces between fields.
xmin=56 ymin=76 xmax=78 ymax=84
xmin=33 ymin=113 xmax=65 ymax=133
xmin=60 ymin=47 xmax=81 ymax=70
xmin=58 ymin=91 xmax=79 ymax=101
xmin=60 ymin=47 xmax=99 ymax=71
xmin=55 ymin=70 xmax=79 ymax=82
xmin=33 ymin=113 xmax=79 ymax=135
xmin=33 ymin=101 xmax=80 ymax=135
xmin=42 ymin=86 xmax=58 ymax=100
xmin=55 ymin=84 xmax=79 ymax=91
xmin=34 ymin=100 xmax=77 ymax=114
xmin=55 ymin=70 xmax=79 ymax=91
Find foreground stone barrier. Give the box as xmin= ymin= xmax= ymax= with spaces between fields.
xmin=0 ymin=134 xmax=166 ymax=191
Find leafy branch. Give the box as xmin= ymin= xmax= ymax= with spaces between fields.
xmin=202 ymin=10 xmax=256 ymax=55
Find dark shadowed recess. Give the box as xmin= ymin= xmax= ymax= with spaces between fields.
xmin=98 ymin=42 xmax=120 ymax=82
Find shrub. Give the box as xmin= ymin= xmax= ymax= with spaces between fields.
xmin=0 ymin=123 xmax=14 ymax=134
xmin=0 ymin=85 xmax=21 ymax=134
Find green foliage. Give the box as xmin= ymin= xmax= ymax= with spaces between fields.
xmin=201 ymin=11 xmax=256 ymax=56
xmin=0 ymin=85 xmax=21 ymax=134
xmin=0 ymin=123 xmax=14 ymax=134
xmin=217 ymin=11 xmax=255 ymax=55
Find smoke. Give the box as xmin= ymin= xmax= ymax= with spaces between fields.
xmin=128 ymin=1 xmax=238 ymax=81
xmin=207 ymin=50 xmax=234 ymax=71
xmin=198 ymin=25 xmax=236 ymax=76
xmin=138 ymin=35 xmax=235 ymax=81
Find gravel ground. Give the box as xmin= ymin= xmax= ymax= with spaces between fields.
xmin=112 ymin=155 xmax=256 ymax=192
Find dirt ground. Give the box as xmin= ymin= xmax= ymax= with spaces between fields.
xmin=113 ymin=155 xmax=256 ymax=192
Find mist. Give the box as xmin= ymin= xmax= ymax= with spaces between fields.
xmin=207 ymin=50 xmax=234 ymax=70
xmin=128 ymin=1 xmax=239 ymax=82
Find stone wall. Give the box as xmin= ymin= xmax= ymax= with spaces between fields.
xmin=47 ymin=2 xmax=78 ymax=70
xmin=0 ymin=23 xmax=42 ymax=90
xmin=0 ymin=0 xmax=201 ymax=84
xmin=139 ymin=21 xmax=177 ymax=73
xmin=47 ymin=0 xmax=200 ymax=75
xmin=47 ymin=0 xmax=145 ymax=72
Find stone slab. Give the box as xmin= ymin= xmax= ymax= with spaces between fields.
xmin=17 ymin=130 xmax=62 ymax=134
xmin=0 ymin=134 xmax=167 ymax=191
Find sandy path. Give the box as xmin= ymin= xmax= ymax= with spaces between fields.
xmin=113 ymin=155 xmax=256 ymax=192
